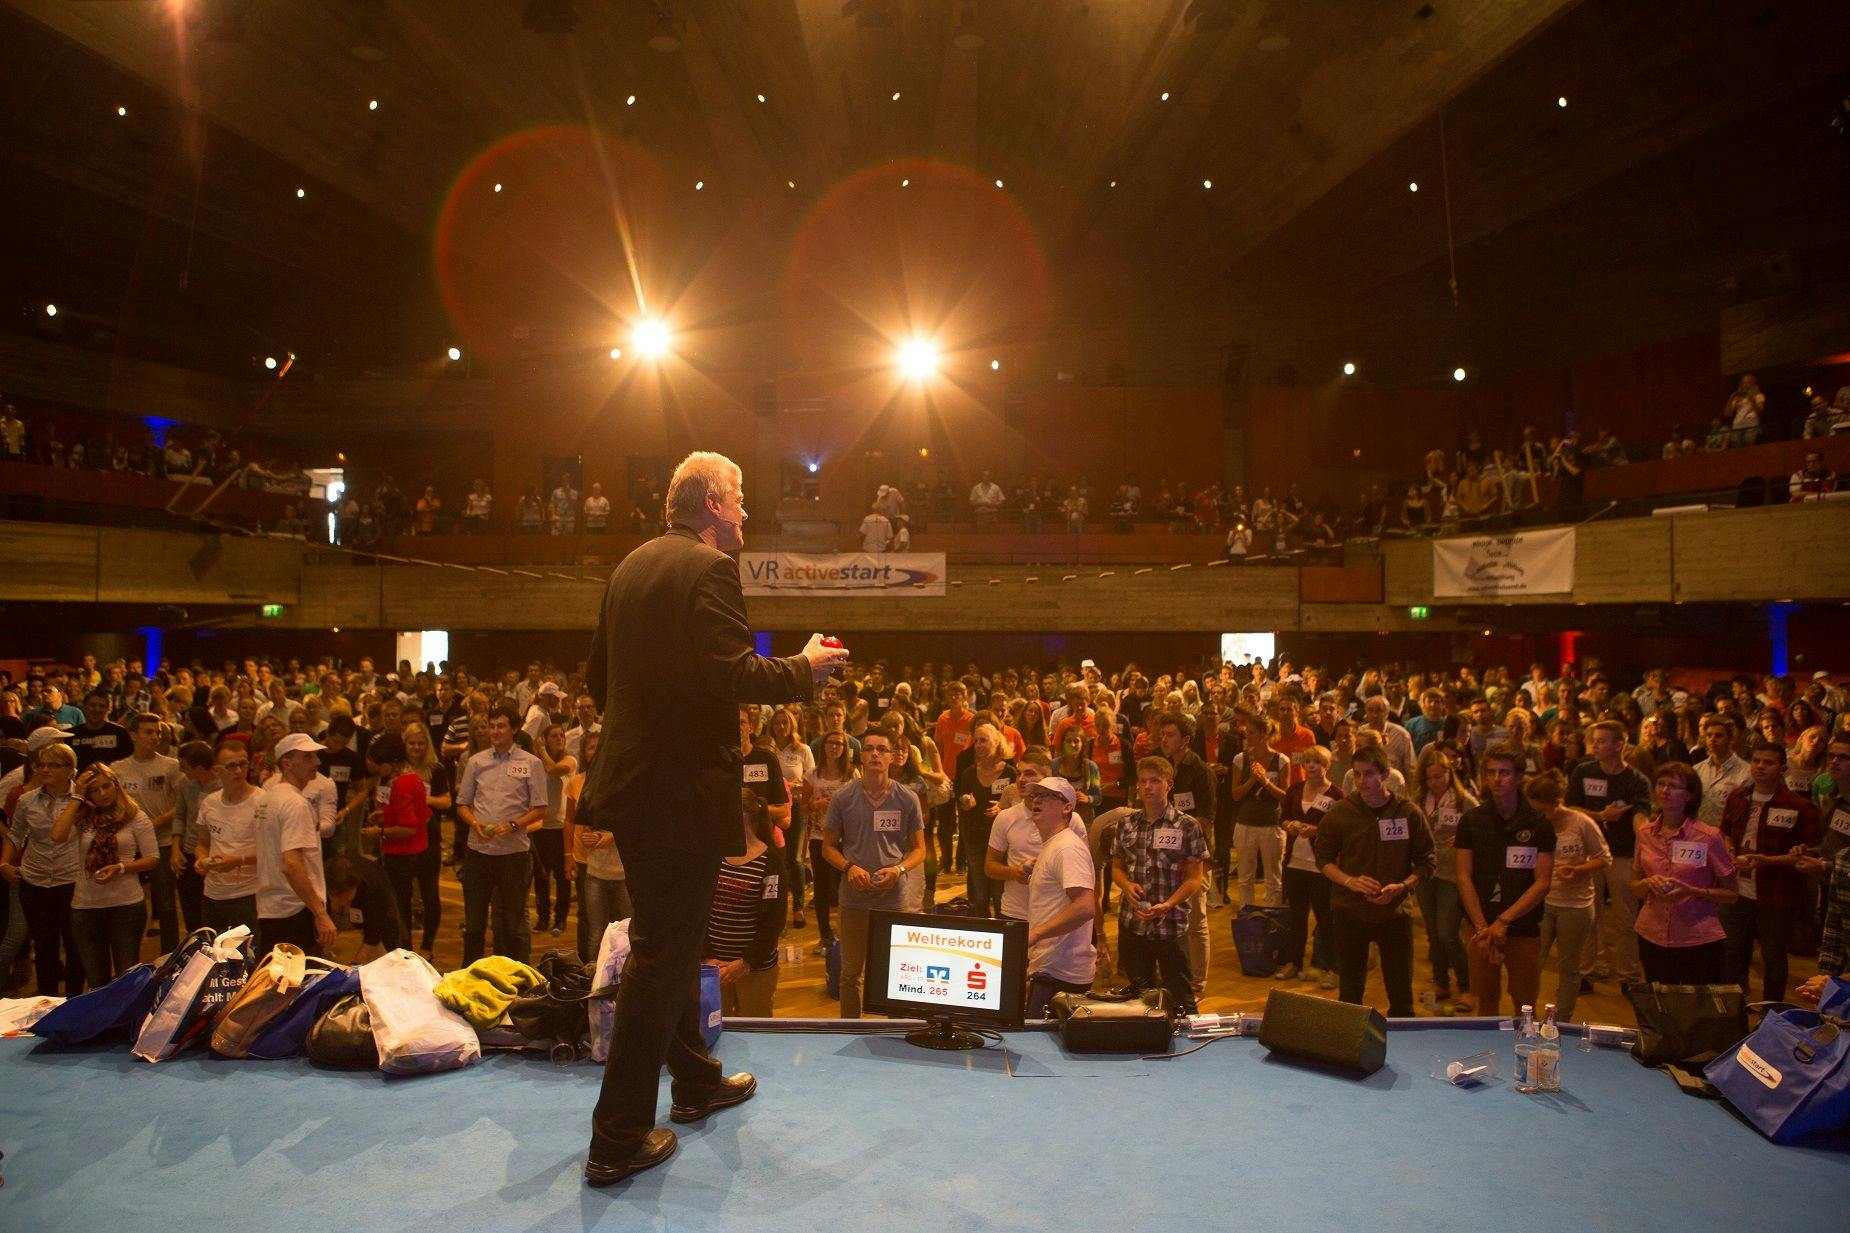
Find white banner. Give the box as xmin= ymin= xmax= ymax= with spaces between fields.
xmin=740 ymin=552 xmax=946 ymax=598
xmin=1432 ymin=526 xmax=1575 ymax=597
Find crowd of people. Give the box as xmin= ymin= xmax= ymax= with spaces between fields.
xmin=3 ymin=647 xmax=1844 ymax=1024
xmin=0 ymin=401 xmax=311 ymax=497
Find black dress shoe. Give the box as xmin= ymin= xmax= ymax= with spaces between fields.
xmin=583 ymin=1128 xmax=677 ymax=1187
xmin=669 ymin=1072 xmax=757 ymax=1124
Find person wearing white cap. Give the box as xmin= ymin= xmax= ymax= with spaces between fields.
xmin=524 ymin=681 xmax=565 ymax=745
xmin=252 ymin=732 xmax=336 ymax=956
xmin=1023 ymin=775 xmax=1097 ymax=1017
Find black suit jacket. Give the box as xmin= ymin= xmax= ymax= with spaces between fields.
xmin=579 ymin=527 xmax=813 ymax=857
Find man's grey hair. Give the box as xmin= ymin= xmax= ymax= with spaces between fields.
xmin=664 ymin=451 xmax=742 ymax=527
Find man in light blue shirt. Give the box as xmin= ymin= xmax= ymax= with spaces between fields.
xmin=457 ymin=703 xmax=547 ymax=963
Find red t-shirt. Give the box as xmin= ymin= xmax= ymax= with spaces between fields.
xmin=934 ymin=710 xmax=974 ymax=761
xmin=380 ymin=771 xmax=430 ymax=856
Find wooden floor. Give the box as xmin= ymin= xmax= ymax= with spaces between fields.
xmin=68 ymin=840 xmax=1813 ymax=1029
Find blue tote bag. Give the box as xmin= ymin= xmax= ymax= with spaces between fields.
xmin=1817 ymin=976 xmax=1850 ymax=1019
xmin=244 ymin=967 xmax=362 ymax=1061
xmin=1705 ymin=1009 xmax=1850 ymax=1144
xmin=32 ymin=928 xmax=215 ymax=1047
xmin=700 ymin=963 xmax=724 ymax=1048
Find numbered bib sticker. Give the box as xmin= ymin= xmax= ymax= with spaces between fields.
xmin=1378 ymin=816 xmax=1409 ymax=842
xmin=1107 ymin=750 xmax=1122 ymax=765
xmin=1831 ymin=809 xmax=1850 ymax=838
xmin=1556 ymin=840 xmax=1582 ymax=865
xmin=1435 ymin=808 xmax=1460 ymax=833
xmin=1506 ymin=846 xmax=1538 ymax=870
xmin=507 ymin=760 xmax=532 ymax=779
xmin=1153 ymin=827 xmax=1183 ymax=852
xmin=375 ymin=785 xmax=391 ymax=805
xmin=873 ymin=809 xmax=902 ymax=833
xmin=742 ymin=763 xmax=769 ymax=784
xmin=1308 ymin=794 xmax=1333 ymax=814
xmin=329 ymin=766 xmax=351 ymax=783
xmin=877 ymin=698 xmax=890 ymax=709
xmin=953 ymin=732 xmax=970 ymax=747
xmin=1766 ymin=808 xmax=1797 ymax=830
xmin=1582 ymin=779 xmax=1608 ymax=799
xmin=1173 ymin=792 xmax=1196 ymax=813
xmin=990 ymin=778 xmax=1011 ymax=796
xmin=1671 ymin=840 xmax=1706 ymax=868
xmin=348 ymin=907 xmax=364 ymax=925
xmin=763 ymin=874 xmax=780 ymax=901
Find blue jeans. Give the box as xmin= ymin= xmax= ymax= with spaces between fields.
xmin=461 ymin=849 xmax=533 ymax=964
xmin=578 ymin=871 xmax=632 ymax=964
xmin=1414 ymin=877 xmax=1470 ymax=993
xmin=72 ymin=902 xmax=147 ymax=988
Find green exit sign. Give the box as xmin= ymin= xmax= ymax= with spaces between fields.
xmin=1407 ymin=606 xmax=1430 ymax=620
xmin=261 ymin=604 xmax=285 ymax=619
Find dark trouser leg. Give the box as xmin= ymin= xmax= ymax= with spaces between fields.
xmin=1151 ymin=936 xmax=1197 ymax=1016
xmin=72 ymin=908 xmax=114 ymax=989
xmin=383 ymin=853 xmax=417 ymax=942
xmin=416 ymin=849 xmax=441 ymax=950
xmin=1377 ymin=914 xmax=1415 ymax=1017
xmin=576 ymin=869 xmax=592 ymax=961
xmin=258 ymin=907 xmax=321 ymax=958
xmin=1756 ymin=902 xmax=1796 ymax=1003
xmin=108 ymin=902 xmax=148 ymax=980
xmin=962 ymin=832 xmax=994 ymax=917
xmin=589 ymin=840 xmax=723 ymax=1163
xmin=1119 ymin=927 xmax=1156 ymax=993
xmin=146 ymin=858 xmax=179 ymax=951
xmin=1333 ymin=911 xmax=1371 ymax=1007
xmin=808 ymin=839 xmax=838 ymax=941
xmin=1213 ymin=814 xmax=1234 ymax=892
xmin=20 ymin=881 xmax=83 ymax=996
xmin=1720 ymin=898 xmax=1757 ymax=991
xmin=203 ymin=895 xmax=259 ymax=936
xmin=491 ymin=851 xmax=533 ymax=963
xmin=176 ymin=858 xmax=206 ymax=934
xmin=1284 ymin=867 xmax=1314 ymax=967
xmin=1639 ymin=936 xmax=1727 ymax=985
xmin=460 ymin=853 xmax=491 ymax=964
xmin=531 ymin=829 xmax=569 ymax=929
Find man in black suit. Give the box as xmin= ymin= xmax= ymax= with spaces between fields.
xmin=579 ymin=450 xmax=848 ymax=1187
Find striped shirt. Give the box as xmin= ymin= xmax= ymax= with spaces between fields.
xmin=703 ymin=851 xmax=784 ymax=971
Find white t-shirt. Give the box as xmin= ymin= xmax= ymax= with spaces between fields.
xmin=858 ymin=513 xmax=891 ymax=553
xmin=987 ymin=804 xmax=1087 ymax=921
xmin=110 ymin=753 xmax=181 ymax=841
xmin=198 ymin=788 xmax=261 ymax=901
xmin=1028 ymin=828 xmax=1097 ymax=984
xmin=1544 ymin=809 xmax=1610 ymax=910
xmin=254 ymin=781 xmax=326 ymax=920
xmin=260 ymin=771 xmax=339 ymax=839
xmin=72 ymin=811 xmax=159 ymax=910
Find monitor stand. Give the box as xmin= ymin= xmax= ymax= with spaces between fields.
xmin=905 ymin=1014 xmax=984 ymax=1051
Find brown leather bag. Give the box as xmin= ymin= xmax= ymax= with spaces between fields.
xmin=211 ymin=945 xmax=346 ymax=1058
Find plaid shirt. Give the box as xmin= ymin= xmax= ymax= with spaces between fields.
xmin=1720 ymin=784 xmax=1821 ymax=909
xmin=1111 ymin=806 xmax=1208 ymax=940
xmin=1821 ymin=848 xmax=1850 ymax=978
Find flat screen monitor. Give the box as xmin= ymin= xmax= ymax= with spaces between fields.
xmin=862 ymin=910 xmax=1027 ymax=1049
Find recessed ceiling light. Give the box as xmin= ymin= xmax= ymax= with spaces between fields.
xmin=995 ymin=179 xmax=1004 ymax=188
xmin=990 ymin=359 xmax=1000 ymax=371
xmin=892 ymin=91 xmax=901 ymax=101
xmin=44 ymin=303 xmax=58 ymax=317
xmin=295 ymin=187 xmax=306 ymax=198
xmin=1160 ymin=91 xmax=1170 ymax=101
xmin=264 ymin=356 xmax=278 ymax=370
xmin=609 ymin=348 xmax=623 ymax=360
xmin=786 ymin=179 xmax=795 ymax=188
xmin=1343 ymin=361 xmax=1357 ymax=376
xmin=1202 ymin=179 xmax=1212 ymax=189
xmin=626 ymin=95 xmax=637 ymax=106
xmin=1109 ymin=180 xmax=1117 ymax=188
xmin=694 ymin=180 xmax=704 ymax=190
xmin=1557 ymin=95 xmax=1568 ymax=108
xmin=368 ymin=99 xmax=379 ymax=111
xmin=1408 ymin=181 xmax=1419 ymax=192
xmin=756 ymin=93 xmax=766 ymax=103
xmin=901 ymin=178 xmax=910 ymax=187
xmin=493 ymin=182 xmax=503 ymax=193
xmin=1452 ymin=366 xmax=1467 ymax=382
xmin=116 ymin=105 xmax=127 ymax=117
xmin=447 ymin=347 xmax=463 ymax=361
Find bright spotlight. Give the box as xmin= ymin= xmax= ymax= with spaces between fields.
xmin=990 ymin=359 xmax=1000 ymax=371
xmin=626 ymin=95 xmax=637 ymax=106
xmin=1557 ymin=96 xmax=1568 ymax=108
xmin=44 ymin=303 xmax=58 ymax=317
xmin=1202 ymin=179 xmax=1212 ymax=189
xmin=447 ymin=346 xmax=462 ymax=362
xmin=1343 ymin=361 xmax=1357 ymax=376
xmin=609 ymin=347 xmax=623 ymax=360
xmin=806 ymin=461 xmax=819 ymax=474
xmin=368 ymin=99 xmax=379 ymax=111
xmin=117 ymin=106 xmax=128 ymax=117
xmin=1408 ymin=181 xmax=1419 ymax=192
xmin=634 ymin=320 xmax=672 ymax=359
xmin=897 ymin=338 xmax=939 ymax=381
xmin=493 ymin=182 xmax=503 ymax=193
xmin=1452 ymin=366 xmax=1467 ymax=382
xmin=264 ymin=356 xmax=278 ymax=370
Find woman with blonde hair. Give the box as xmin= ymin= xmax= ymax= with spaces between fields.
xmin=51 ymin=762 xmax=160 ymax=985
xmin=1 ymin=739 xmax=85 ymax=994
xmin=1413 ymin=743 xmax=1477 ymax=1011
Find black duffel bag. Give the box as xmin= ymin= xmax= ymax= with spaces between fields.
xmin=1049 ymin=989 xmax=1173 ymax=1054
xmin=1626 ymin=981 xmax=1747 ymax=1068
xmin=508 ymin=950 xmax=608 ymax=1047
xmin=306 ymin=993 xmax=378 ymax=1069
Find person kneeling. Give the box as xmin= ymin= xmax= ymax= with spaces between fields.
xmin=326 ymin=855 xmax=402 ymax=964
xmin=1022 ymin=777 xmax=1097 ymax=1018
xmin=701 ymin=790 xmax=786 ymax=1017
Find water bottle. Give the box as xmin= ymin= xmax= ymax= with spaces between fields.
xmin=1513 ymin=1004 xmax=1539 ymax=1093
xmin=1536 ymin=1003 xmax=1562 ymax=1092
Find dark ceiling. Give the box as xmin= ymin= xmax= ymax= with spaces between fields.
xmin=0 ymin=0 xmax=1844 ymax=386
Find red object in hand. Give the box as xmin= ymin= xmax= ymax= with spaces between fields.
xmin=821 ymin=636 xmax=844 ymax=649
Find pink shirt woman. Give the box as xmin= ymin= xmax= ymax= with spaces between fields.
xmin=1632 ymin=764 xmax=1738 ymax=970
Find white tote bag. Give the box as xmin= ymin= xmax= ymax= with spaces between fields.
xmin=132 ymin=925 xmax=253 ymax=1063
xmin=360 ymin=949 xmax=481 ymax=1075
xmin=589 ymin=918 xmax=632 ymax=1064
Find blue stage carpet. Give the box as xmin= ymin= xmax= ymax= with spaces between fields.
xmin=1 ymin=1026 xmax=1845 ymax=1232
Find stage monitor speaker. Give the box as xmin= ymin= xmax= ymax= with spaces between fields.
xmin=1258 ymin=988 xmax=1387 ymax=1075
